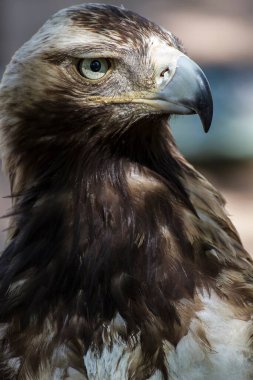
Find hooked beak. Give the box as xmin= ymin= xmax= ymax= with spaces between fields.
xmin=134 ymin=52 xmax=213 ymax=132
xmin=156 ymin=55 xmax=213 ymax=132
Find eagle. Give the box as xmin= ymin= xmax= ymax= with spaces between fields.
xmin=0 ymin=4 xmax=252 ymax=380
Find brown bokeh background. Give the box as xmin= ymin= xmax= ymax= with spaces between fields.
xmin=0 ymin=0 xmax=252 ymax=252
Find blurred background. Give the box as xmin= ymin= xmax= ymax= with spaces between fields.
xmin=0 ymin=0 xmax=252 ymax=252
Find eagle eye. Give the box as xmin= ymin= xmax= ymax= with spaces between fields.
xmin=78 ymin=58 xmax=110 ymax=80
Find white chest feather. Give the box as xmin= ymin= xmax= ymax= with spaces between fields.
xmin=84 ymin=292 xmax=253 ymax=380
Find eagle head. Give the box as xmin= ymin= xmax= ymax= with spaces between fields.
xmin=0 ymin=4 xmax=212 ymax=194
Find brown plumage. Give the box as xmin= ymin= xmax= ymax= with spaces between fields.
xmin=0 ymin=4 xmax=252 ymax=380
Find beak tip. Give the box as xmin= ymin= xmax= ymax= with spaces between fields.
xmin=200 ymin=102 xmax=213 ymax=133
xmin=202 ymin=115 xmax=212 ymax=133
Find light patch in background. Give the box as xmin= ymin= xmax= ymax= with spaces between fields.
xmin=159 ymin=12 xmax=253 ymax=65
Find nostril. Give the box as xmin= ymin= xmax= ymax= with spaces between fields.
xmin=160 ymin=67 xmax=170 ymax=77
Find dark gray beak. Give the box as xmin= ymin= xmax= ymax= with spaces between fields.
xmin=158 ymin=56 xmax=213 ymax=132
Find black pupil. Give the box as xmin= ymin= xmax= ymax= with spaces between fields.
xmin=90 ymin=60 xmax=102 ymax=72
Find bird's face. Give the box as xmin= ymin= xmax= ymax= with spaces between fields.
xmin=0 ymin=4 xmax=212 ymax=156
